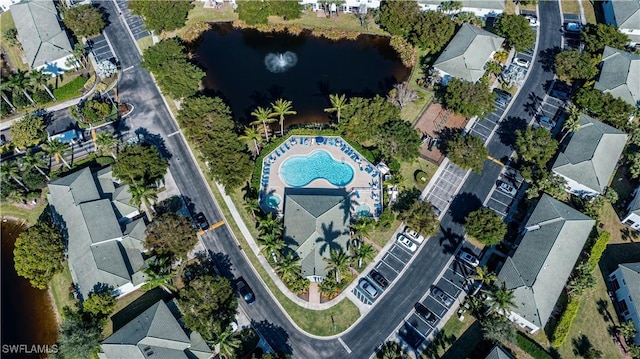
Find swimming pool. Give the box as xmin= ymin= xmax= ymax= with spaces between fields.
xmin=280 ymin=150 xmax=354 ymax=187
xmin=264 ymin=193 xmax=281 ymax=208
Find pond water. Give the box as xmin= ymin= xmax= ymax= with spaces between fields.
xmin=1 ymin=220 xmax=58 ymax=358
xmin=196 ymin=24 xmax=410 ymax=126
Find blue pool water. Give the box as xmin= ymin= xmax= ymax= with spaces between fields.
xmin=265 ymin=193 xmax=281 ymax=208
xmin=280 ymin=150 xmax=354 ymax=187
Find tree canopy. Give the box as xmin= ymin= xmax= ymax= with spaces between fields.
xmin=376 ymin=119 xmax=421 ymax=162
xmin=443 ymin=133 xmax=488 ymax=173
xmin=129 ymin=0 xmax=194 ymax=33
xmin=13 ymin=221 xmax=65 ymax=289
xmin=177 ymin=95 xmax=253 ymax=190
xmin=464 ymin=208 xmax=507 ymax=246
xmin=411 ymin=10 xmax=456 ymax=53
xmin=398 ymin=200 xmax=439 ymax=237
xmin=9 ymin=113 xmax=47 ymax=150
xmin=554 ymin=50 xmax=599 ymax=83
xmin=178 ymin=275 xmax=238 ymax=341
xmin=62 ymin=4 xmax=106 ymax=38
xmin=236 ymin=0 xmax=302 ymax=25
xmin=144 ymin=213 xmax=198 ymax=260
xmin=53 ymin=305 xmax=102 ymax=359
xmin=142 ymin=39 xmax=204 ymax=99
xmin=494 ymin=14 xmax=536 ymax=52
xmin=112 ymin=143 xmax=168 ymax=187
xmin=338 ymin=95 xmax=400 ymax=143
xmin=581 ymin=23 xmax=630 ymax=54
xmin=82 ymin=289 xmax=116 ymax=318
xmin=442 ymin=78 xmax=496 ymax=118
xmin=378 ymin=0 xmax=421 ymax=37
xmin=573 ymin=87 xmax=636 ymax=130
xmin=515 ymin=126 xmax=558 ymax=167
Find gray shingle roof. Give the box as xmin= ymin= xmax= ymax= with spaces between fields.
xmin=594 ymin=46 xmax=640 ymax=107
xmin=419 ymin=0 xmax=506 ymax=11
xmin=485 ymin=346 xmax=514 ymax=359
xmin=628 ymin=186 xmax=640 ymax=217
xmin=609 ymin=0 xmax=640 ymax=30
xmin=283 ymin=188 xmax=351 ymax=278
xmin=498 ymin=195 xmax=595 ymax=328
xmin=433 ymin=23 xmax=504 ymax=82
xmin=10 ymin=0 xmax=73 ymax=69
xmin=47 ymin=167 xmax=147 ymax=300
xmin=552 ymin=114 xmax=628 ymax=194
xmin=619 ymin=263 xmax=640 ymax=319
xmin=101 ymin=300 xmax=211 ymax=359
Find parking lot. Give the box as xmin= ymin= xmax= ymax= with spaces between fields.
xmin=484 ymin=164 xmax=525 ymax=217
xmin=353 ymin=230 xmax=425 ymax=305
xmin=114 ymin=0 xmax=152 ymax=40
xmin=467 ymin=97 xmax=508 ymax=143
xmin=88 ymin=33 xmax=116 ymax=65
xmin=398 ymin=254 xmax=477 ymax=349
xmin=422 ymin=161 xmax=468 ymax=215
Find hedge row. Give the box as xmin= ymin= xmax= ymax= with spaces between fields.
xmin=587 ymin=231 xmax=610 ymax=271
xmin=52 ymin=75 xmax=89 ymax=101
xmin=516 ymin=332 xmax=552 ymax=359
xmin=551 ymin=299 xmax=581 ymax=348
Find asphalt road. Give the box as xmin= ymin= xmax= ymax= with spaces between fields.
xmin=99 ymin=0 xmax=562 ymax=357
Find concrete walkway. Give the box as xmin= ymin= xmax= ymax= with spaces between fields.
xmin=308 ymin=282 xmax=320 ymax=304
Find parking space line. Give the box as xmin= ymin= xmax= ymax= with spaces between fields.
xmin=338 ymin=337 xmax=352 ymax=354
xmin=487 ymin=206 xmax=507 ymax=217
xmin=489 ymin=197 xmax=511 ymax=207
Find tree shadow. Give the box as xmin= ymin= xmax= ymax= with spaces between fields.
xmin=448 ymin=192 xmax=483 ymax=224
xmin=496 ymin=116 xmax=527 ymax=148
xmin=315 ymin=221 xmax=350 ymax=256
xmin=538 ymin=46 xmax=562 ymax=73
xmin=209 ymin=251 xmax=235 ymax=280
xmin=250 ymin=319 xmax=292 ymax=356
xmin=572 ymin=334 xmax=600 ymax=358
xmin=438 ymin=226 xmax=464 ymax=255
xmin=134 ymin=128 xmax=172 ymax=160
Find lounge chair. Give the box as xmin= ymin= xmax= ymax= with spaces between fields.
xmin=284 ymin=143 xmax=290 ymax=150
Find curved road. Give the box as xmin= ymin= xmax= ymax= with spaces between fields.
xmin=100 ymin=0 xmax=561 ymax=357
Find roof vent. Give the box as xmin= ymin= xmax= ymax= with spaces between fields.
xmin=525 ymin=224 xmax=541 ymax=232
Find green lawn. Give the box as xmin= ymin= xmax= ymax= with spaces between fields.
xmin=49 ymin=263 xmax=75 ymax=317
xmin=0 ymin=201 xmax=47 ymax=224
xmin=560 ymin=0 xmax=581 ymax=15
xmin=582 ymin=0 xmax=597 ymax=23
xmin=0 ymin=12 xmax=28 ymax=72
xmin=430 ymin=314 xmax=476 ymax=357
xmin=136 ymin=36 xmax=154 ymax=52
xmin=366 ymin=220 xmax=401 ymax=248
xmin=398 ymin=157 xmax=438 ymax=191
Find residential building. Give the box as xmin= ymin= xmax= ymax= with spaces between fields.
xmin=485 ymin=346 xmax=514 ymax=359
xmin=594 ymin=46 xmax=640 ymax=108
xmin=609 ymin=263 xmax=640 ymax=344
xmin=622 ymin=186 xmax=640 ymax=231
xmin=99 ymin=299 xmax=212 ymax=359
xmin=282 ymin=188 xmax=351 ymax=282
xmin=10 ymin=0 xmax=74 ymax=74
xmin=602 ymin=0 xmax=640 ymax=45
xmin=299 ymin=0 xmax=380 ymax=13
xmin=551 ymin=114 xmax=627 ymax=197
xmin=497 ymin=194 xmax=595 ymax=333
xmin=433 ymin=23 xmax=504 ymax=83
xmin=47 ymin=167 xmax=148 ymax=300
xmin=418 ymin=0 xmax=505 ymax=17
xmin=0 ymin=0 xmax=18 ymax=12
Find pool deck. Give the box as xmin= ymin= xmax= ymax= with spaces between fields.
xmin=260 ymin=136 xmax=383 ymax=218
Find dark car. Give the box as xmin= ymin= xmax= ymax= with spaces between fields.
xmin=493 ymin=88 xmax=513 ymax=101
xmin=414 ymin=303 xmax=437 ymax=325
xmin=236 ymin=278 xmax=255 ymax=305
xmin=195 ymin=212 xmax=209 ymax=231
xmin=369 ymin=269 xmax=389 ymax=289
xmin=431 ymin=287 xmax=454 ymax=307
xmin=398 ymin=322 xmax=424 ymax=349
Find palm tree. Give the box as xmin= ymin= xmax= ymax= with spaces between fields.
xmin=352 ymin=243 xmax=376 ymax=268
xmin=257 ymin=213 xmax=283 ymax=236
xmin=618 ymin=320 xmax=637 ymax=343
xmin=324 ymin=93 xmax=347 ymax=123
xmin=95 ymin=132 xmax=119 ymax=158
xmin=129 ymin=184 xmax=158 ymax=211
xmin=318 ymin=277 xmax=339 ymax=299
xmin=243 ymin=197 xmax=261 ymax=219
xmin=239 ymin=126 xmax=263 ymax=158
xmin=560 ymin=104 xmax=582 ymax=142
xmin=270 ymin=98 xmax=296 ymax=136
xmin=324 ymin=249 xmax=349 ymax=282
xmin=487 ymin=282 xmax=517 ymax=315
xmin=29 ymin=69 xmax=55 ymax=101
xmin=19 ymin=149 xmax=50 ymax=180
xmin=250 ymin=106 xmax=277 ymax=142
xmin=351 ymin=217 xmax=374 ymax=246
xmin=72 ymin=43 xmax=87 ymax=69
xmin=10 ymin=70 xmax=35 ymax=105
xmin=275 ymin=251 xmax=301 ymax=283
xmin=0 ymin=79 xmax=16 ymax=111
xmin=141 ymin=257 xmax=177 ymax=292
xmin=259 ymin=232 xmax=286 ymax=262
xmin=376 ymin=341 xmax=406 ymax=359
xmin=0 ymin=161 xmax=28 ymax=191
xmin=43 ymin=139 xmax=71 ymax=169
xmin=470 ymin=266 xmax=498 ymax=287
xmin=214 ymin=328 xmax=242 ymax=359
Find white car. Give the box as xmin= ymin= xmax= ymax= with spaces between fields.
xmin=497 ymin=181 xmax=517 ymax=196
xmin=359 ymin=279 xmax=379 ymax=298
xmin=513 ymin=58 xmax=530 ymax=68
xmin=404 ymin=227 xmax=425 ymax=244
xmin=525 ymin=15 xmax=538 ymax=27
xmin=397 ymin=234 xmax=417 ymax=252
xmin=458 ymin=251 xmax=480 ymax=267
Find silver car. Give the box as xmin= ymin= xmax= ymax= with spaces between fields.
xmin=360 ymin=279 xmax=379 ymax=298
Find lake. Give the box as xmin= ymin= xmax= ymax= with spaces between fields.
xmin=1 ymin=220 xmax=58 ymax=358
xmin=196 ymin=24 xmax=410 ymax=126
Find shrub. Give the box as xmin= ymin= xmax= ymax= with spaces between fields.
xmin=588 ymin=231 xmax=610 ymax=271
xmin=53 ymin=75 xmax=89 ymax=101
xmin=415 ymin=170 xmax=428 ymax=185
xmin=22 ymin=169 xmax=46 ymax=191
xmin=96 ymin=156 xmax=115 ymax=166
xmin=551 ymin=299 xmax=581 ymax=347
xmin=516 ymin=332 xmax=552 ymax=359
